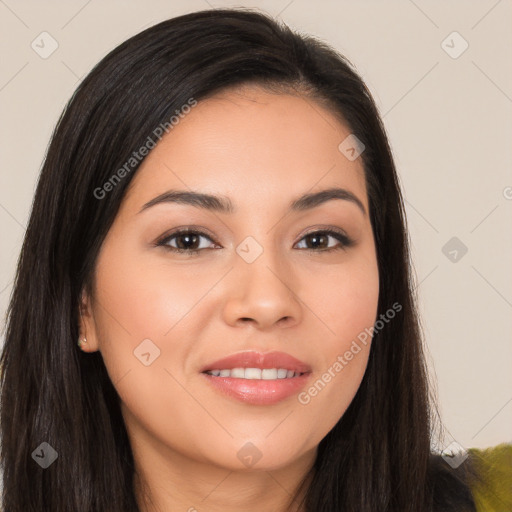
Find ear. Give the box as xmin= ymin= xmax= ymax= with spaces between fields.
xmin=78 ymin=288 xmax=100 ymax=353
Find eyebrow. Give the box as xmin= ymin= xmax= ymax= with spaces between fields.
xmin=138 ymin=187 xmax=366 ymax=216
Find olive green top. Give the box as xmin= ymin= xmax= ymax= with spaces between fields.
xmin=469 ymin=443 xmax=512 ymax=511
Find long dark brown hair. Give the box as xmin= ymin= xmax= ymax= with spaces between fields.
xmin=0 ymin=7 xmax=477 ymax=511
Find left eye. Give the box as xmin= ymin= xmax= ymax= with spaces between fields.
xmin=156 ymin=228 xmax=354 ymax=255
xmin=295 ymin=229 xmax=353 ymax=251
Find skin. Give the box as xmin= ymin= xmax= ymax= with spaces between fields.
xmin=79 ymin=84 xmax=380 ymax=512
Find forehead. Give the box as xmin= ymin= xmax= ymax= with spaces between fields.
xmin=123 ymin=85 xmax=368 ymax=213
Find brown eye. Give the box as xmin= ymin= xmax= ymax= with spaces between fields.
xmin=157 ymin=229 xmax=217 ymax=255
xmin=295 ymin=229 xmax=354 ymax=252
xmin=156 ymin=227 xmax=354 ymax=256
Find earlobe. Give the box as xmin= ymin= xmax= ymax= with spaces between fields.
xmin=77 ymin=335 xmax=88 ymax=350
xmin=78 ymin=290 xmax=99 ymax=353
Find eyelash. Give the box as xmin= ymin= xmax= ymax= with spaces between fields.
xmin=155 ymin=227 xmax=354 ymax=256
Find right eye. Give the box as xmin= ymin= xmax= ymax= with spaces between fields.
xmin=156 ymin=229 xmax=219 ymax=255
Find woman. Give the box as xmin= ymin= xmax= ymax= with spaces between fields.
xmin=0 ymin=7 xmax=509 ymax=512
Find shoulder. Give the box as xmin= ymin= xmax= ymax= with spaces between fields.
xmin=467 ymin=443 xmax=512 ymax=512
xmin=428 ymin=443 xmax=512 ymax=512
xmin=428 ymin=450 xmax=477 ymax=511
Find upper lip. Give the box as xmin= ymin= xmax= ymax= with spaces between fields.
xmin=200 ymin=351 xmax=312 ymax=373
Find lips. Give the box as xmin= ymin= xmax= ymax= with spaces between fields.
xmin=199 ymin=351 xmax=312 ymax=405
xmin=199 ymin=350 xmax=312 ymax=374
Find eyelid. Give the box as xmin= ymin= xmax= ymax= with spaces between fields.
xmin=297 ymin=227 xmax=354 ymax=250
xmin=299 ymin=225 xmax=350 ymax=240
xmin=155 ymin=225 xmax=355 ymax=252
xmin=155 ymin=225 xmax=218 ymax=244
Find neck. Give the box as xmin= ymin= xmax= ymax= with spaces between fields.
xmin=132 ymin=438 xmax=315 ymax=512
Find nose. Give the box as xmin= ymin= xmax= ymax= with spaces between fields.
xmin=222 ymin=248 xmax=303 ymax=331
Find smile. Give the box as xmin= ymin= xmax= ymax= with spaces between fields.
xmin=203 ymin=368 xmax=304 ymax=379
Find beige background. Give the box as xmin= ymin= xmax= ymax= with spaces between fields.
xmin=0 ymin=0 xmax=511 ymax=452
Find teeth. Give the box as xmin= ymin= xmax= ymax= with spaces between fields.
xmin=205 ymin=367 xmax=302 ymax=379
xmin=245 ymin=368 xmax=261 ymax=379
xmin=261 ymin=368 xmax=277 ymax=379
xmin=231 ymin=368 xmax=246 ymax=378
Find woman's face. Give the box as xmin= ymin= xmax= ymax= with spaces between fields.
xmin=82 ymin=85 xmax=379 ymax=473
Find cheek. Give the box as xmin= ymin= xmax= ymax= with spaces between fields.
xmin=304 ymin=246 xmax=380 ymax=347
xmin=93 ymin=249 xmax=197 ymax=336
xmin=90 ymin=246 xmax=208 ymax=455
xmin=327 ymin=264 xmax=379 ymax=344
xmin=295 ymin=250 xmax=379 ymax=426
xmin=89 ymin=236 xmax=205 ymax=392
xmin=92 ymin=224 xmax=221 ymax=360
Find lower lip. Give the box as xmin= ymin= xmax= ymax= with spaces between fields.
xmin=201 ymin=372 xmax=311 ymax=405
